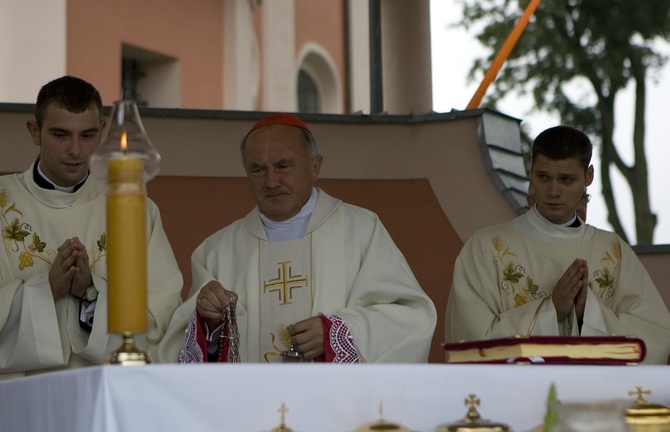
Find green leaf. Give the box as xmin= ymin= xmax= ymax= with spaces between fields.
xmin=544 ymin=382 xmax=559 ymax=432
xmin=30 ymin=233 xmax=46 ymax=253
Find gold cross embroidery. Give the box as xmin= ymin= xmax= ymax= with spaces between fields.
xmin=264 ymin=261 xmax=308 ymax=305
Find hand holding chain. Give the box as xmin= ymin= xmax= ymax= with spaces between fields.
xmin=218 ymin=291 xmax=240 ymax=363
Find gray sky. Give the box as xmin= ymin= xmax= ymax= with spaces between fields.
xmin=430 ymin=0 xmax=670 ymax=245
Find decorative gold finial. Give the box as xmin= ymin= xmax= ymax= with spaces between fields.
xmin=354 ymin=399 xmax=409 ymax=431
xmin=279 ymin=403 xmax=287 ymax=423
xmin=464 ymin=394 xmax=483 ymax=421
xmin=436 ymin=393 xmax=511 ymax=432
xmin=272 ymin=403 xmax=293 ymax=432
xmin=628 ymin=387 xmax=652 ymax=405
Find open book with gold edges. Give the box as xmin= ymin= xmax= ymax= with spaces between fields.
xmin=443 ymin=336 xmax=646 ymax=365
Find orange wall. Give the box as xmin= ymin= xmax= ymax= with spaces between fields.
xmin=67 ymin=0 xmax=223 ymax=108
xmin=66 ymin=0 xmax=349 ymax=112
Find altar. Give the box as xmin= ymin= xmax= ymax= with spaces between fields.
xmin=1 ymin=364 xmax=668 ymax=431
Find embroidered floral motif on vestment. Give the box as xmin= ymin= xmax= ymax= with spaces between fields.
xmin=590 ymin=241 xmax=621 ymax=301
xmin=1 ymin=188 xmax=106 ymax=271
xmin=263 ymin=324 xmax=292 ymax=362
xmin=491 ymin=234 xmax=548 ymax=307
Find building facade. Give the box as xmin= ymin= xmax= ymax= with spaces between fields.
xmin=0 ymin=0 xmax=432 ymax=115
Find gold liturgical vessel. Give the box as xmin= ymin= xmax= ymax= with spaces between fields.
xmin=625 ymin=387 xmax=670 ymax=432
xmin=355 ymin=400 xmax=412 ymax=432
xmin=90 ymin=100 xmax=161 ymax=365
xmin=436 ymin=394 xmax=512 ymax=432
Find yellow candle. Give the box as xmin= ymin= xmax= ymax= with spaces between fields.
xmin=106 ymin=156 xmax=147 ymax=334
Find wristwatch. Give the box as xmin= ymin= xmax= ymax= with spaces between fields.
xmin=84 ymin=286 xmax=99 ymax=302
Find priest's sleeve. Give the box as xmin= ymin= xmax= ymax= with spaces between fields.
xmin=320 ymin=314 xmax=362 ymax=363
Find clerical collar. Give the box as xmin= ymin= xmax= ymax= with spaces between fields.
xmin=34 ymin=159 xmax=88 ymax=193
xmin=532 ymin=204 xmax=581 ymax=228
xmin=260 ymin=188 xmax=318 ymax=242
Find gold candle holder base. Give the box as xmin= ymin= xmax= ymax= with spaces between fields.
xmin=104 ymin=332 xmax=153 ymax=365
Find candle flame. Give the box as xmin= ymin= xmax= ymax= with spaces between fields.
xmin=121 ymin=132 xmax=128 ymax=153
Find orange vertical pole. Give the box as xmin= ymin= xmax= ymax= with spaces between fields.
xmin=466 ymin=0 xmax=543 ymax=109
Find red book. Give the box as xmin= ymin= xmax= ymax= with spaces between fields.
xmin=442 ymin=336 xmax=646 ymax=365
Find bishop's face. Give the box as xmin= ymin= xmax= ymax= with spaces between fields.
xmin=243 ymin=125 xmax=322 ymax=222
xmin=530 ymin=154 xmax=593 ymax=225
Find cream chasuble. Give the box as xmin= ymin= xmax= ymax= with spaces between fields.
xmin=259 ymin=237 xmax=313 ymax=362
xmin=446 ymin=208 xmax=670 ymax=364
xmin=158 ymin=188 xmax=437 ymax=364
xmin=0 ymin=162 xmax=183 ymax=380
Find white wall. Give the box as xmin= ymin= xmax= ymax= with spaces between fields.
xmin=261 ymin=0 xmax=296 ymax=111
xmin=347 ymin=0 xmax=370 ymax=114
xmin=0 ymin=0 xmax=67 ymax=103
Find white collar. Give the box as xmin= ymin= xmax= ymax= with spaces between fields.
xmin=532 ymin=204 xmax=579 ymax=227
xmin=36 ymin=161 xmax=86 ymax=193
xmin=260 ymin=188 xmax=319 ymax=242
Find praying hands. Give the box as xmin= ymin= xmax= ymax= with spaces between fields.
xmin=49 ymin=237 xmax=92 ymax=300
xmin=551 ymin=258 xmax=589 ymax=321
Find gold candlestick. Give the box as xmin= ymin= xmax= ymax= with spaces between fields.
xmin=105 ymin=332 xmax=151 ymax=365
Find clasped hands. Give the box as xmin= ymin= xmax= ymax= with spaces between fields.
xmin=49 ymin=237 xmax=93 ymax=300
xmin=552 ymin=258 xmax=589 ymax=321
xmin=196 ymin=280 xmax=325 ymax=359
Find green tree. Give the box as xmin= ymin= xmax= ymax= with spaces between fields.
xmin=458 ymin=0 xmax=670 ymax=244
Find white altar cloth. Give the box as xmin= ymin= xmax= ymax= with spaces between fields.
xmin=1 ymin=364 xmax=669 ymax=432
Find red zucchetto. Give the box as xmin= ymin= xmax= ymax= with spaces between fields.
xmin=247 ymin=113 xmax=310 ymax=136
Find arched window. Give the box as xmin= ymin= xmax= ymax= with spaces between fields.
xmin=297 ymin=69 xmax=321 ymax=113
xmin=296 ymin=44 xmax=343 ymax=114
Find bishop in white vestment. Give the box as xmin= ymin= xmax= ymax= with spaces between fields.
xmin=157 ymin=114 xmax=436 ymax=363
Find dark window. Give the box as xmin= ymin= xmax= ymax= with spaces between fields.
xmin=121 ymin=58 xmax=148 ymax=107
xmin=297 ymin=69 xmax=321 ymax=113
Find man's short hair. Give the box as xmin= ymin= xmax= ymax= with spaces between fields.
xmin=35 ymin=76 xmax=103 ymax=128
xmin=531 ymin=125 xmax=592 ymax=171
